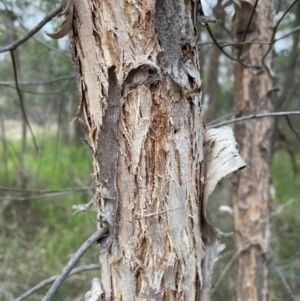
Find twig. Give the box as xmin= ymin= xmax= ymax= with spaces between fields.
xmin=205 ymin=24 xmax=260 ymax=69
xmin=3 ymin=20 xmax=71 ymax=58
xmin=198 ymin=40 xmax=271 ymax=47
xmin=0 ymin=5 xmax=62 ymax=53
xmin=285 ymin=115 xmax=300 ymax=142
xmin=208 ymin=111 xmax=300 ymax=128
xmin=1 ymin=80 xmax=77 ymax=95
xmin=42 ymin=228 xmax=108 ymax=301
xmin=0 ymin=187 xmax=94 ymax=201
xmin=10 ymin=50 xmax=39 ymax=153
xmin=0 ymin=75 xmax=75 ymax=87
xmin=262 ymin=0 xmax=299 ymax=67
xmin=205 ymin=24 xmax=246 ymax=66
xmin=270 ymin=261 xmax=298 ymax=301
xmin=238 ymin=0 xmax=259 ymax=59
xmin=212 ymin=199 xmax=296 ymax=297
xmin=14 ymin=264 xmax=101 ymax=301
xmin=274 ymin=24 xmax=300 ymax=43
xmin=0 ymin=115 xmax=9 ymax=181
xmin=210 ymin=241 xmax=256 ymax=297
xmin=204 ymin=1 xmax=299 ymax=69
xmin=0 ymin=185 xmax=93 ymax=194
xmin=198 ymin=24 xmax=300 ymax=48
xmin=222 ymin=41 xmax=271 ymax=47
xmin=206 ymin=112 xmax=234 ymax=126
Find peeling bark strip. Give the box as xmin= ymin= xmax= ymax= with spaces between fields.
xmin=201 ymin=127 xmax=246 ymax=301
xmin=45 ymin=0 xmax=74 ymax=39
xmin=47 ymin=0 xmax=245 ymax=300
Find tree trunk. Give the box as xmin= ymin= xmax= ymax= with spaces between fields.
xmin=232 ymin=1 xmax=274 ymax=301
xmin=71 ymin=1 xmax=205 ymax=299
xmin=43 ymin=0 xmax=247 ymax=299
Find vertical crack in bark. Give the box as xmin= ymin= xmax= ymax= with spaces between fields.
xmin=97 ymin=66 xmax=122 ymax=253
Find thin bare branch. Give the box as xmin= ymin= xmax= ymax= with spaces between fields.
xmin=222 ymin=41 xmax=271 ymax=47
xmin=0 ymin=115 xmax=9 ymax=181
xmin=205 ymin=24 xmax=260 ymax=68
xmin=211 ymin=241 xmax=261 ymax=297
xmin=0 ymin=185 xmax=93 ymax=194
xmin=27 ymin=30 xmax=71 ymax=58
xmin=14 ymin=264 xmax=101 ymax=301
xmin=208 ymin=111 xmax=300 ymax=128
xmin=42 ymin=228 xmax=108 ymax=301
xmin=275 ymin=24 xmax=300 ymax=43
xmin=271 ymin=261 xmax=298 ymax=301
xmin=198 ymin=28 xmax=300 ymax=48
xmin=206 ymin=112 xmax=234 ymax=126
xmin=262 ymin=0 xmax=299 ymax=67
xmin=2 ymin=21 xmax=71 ymax=58
xmin=203 ymin=0 xmax=300 ymax=70
xmin=0 ymin=5 xmax=62 ymax=53
xmin=1 ymin=84 xmax=77 ymax=95
xmin=238 ymin=0 xmax=259 ymax=59
xmin=211 ymin=198 xmax=295 ymax=298
xmin=0 ymin=75 xmax=75 ymax=87
xmin=0 ymin=187 xmax=94 ymax=201
xmin=10 ymin=50 xmax=39 ymax=153
xmin=285 ymin=115 xmax=300 ymax=142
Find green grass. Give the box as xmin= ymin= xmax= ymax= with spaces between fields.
xmin=269 ymin=151 xmax=300 ymax=301
xmin=0 ymin=134 xmax=98 ymax=301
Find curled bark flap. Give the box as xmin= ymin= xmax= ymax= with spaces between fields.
xmin=201 ymin=127 xmax=245 ymax=301
xmin=204 ymin=127 xmax=246 ymax=206
xmin=45 ymin=0 xmax=74 ymax=39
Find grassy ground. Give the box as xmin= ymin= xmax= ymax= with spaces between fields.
xmin=269 ymin=151 xmax=300 ymax=301
xmin=0 ymin=134 xmax=299 ymax=300
xmin=0 ymin=134 xmax=98 ymax=301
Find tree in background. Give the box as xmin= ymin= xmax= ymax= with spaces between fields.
xmin=231 ymin=0 xmax=274 ymax=300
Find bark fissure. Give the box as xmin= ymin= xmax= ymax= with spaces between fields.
xmin=96 ymin=66 xmax=122 ymax=253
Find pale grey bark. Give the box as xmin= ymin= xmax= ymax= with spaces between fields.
xmin=46 ymin=0 xmax=245 ymax=300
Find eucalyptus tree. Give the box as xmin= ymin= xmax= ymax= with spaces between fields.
xmin=230 ymin=0 xmax=275 ymax=300
xmin=45 ymin=0 xmax=245 ymax=299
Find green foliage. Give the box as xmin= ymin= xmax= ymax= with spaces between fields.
xmin=269 ymin=151 xmax=300 ymax=301
xmin=0 ymin=135 xmax=99 ymax=301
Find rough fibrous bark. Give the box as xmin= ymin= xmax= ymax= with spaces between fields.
xmin=71 ymin=1 xmax=205 ymax=299
xmin=46 ymin=0 xmax=245 ymax=300
xmin=232 ymin=1 xmax=274 ymax=300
